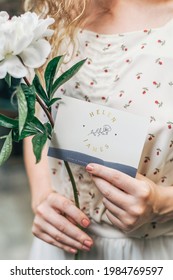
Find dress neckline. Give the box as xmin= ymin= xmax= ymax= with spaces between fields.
xmin=79 ymin=16 xmax=173 ymax=39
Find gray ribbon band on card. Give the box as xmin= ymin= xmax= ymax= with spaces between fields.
xmin=48 ymin=147 xmax=137 ymax=177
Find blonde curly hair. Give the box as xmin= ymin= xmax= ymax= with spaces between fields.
xmin=24 ymin=0 xmax=90 ymax=58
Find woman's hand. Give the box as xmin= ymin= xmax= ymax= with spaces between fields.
xmin=32 ymin=190 xmax=93 ymax=254
xmin=86 ymin=164 xmax=173 ymax=233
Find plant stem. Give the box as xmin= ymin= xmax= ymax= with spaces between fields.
xmin=24 ymin=75 xmax=80 ymax=259
xmin=36 ymin=94 xmax=54 ymax=128
xmin=64 ymin=160 xmax=81 ymax=260
xmin=23 ymin=77 xmax=54 ymax=128
xmin=24 ymin=77 xmax=80 ymax=260
xmin=64 ymin=161 xmax=80 ymax=208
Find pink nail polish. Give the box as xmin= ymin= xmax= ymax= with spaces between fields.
xmin=70 ymin=248 xmax=77 ymax=254
xmin=82 ymin=218 xmax=90 ymax=227
xmin=86 ymin=165 xmax=94 ymax=172
xmin=83 ymin=240 xmax=93 ymax=247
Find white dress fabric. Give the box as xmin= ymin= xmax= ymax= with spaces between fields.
xmin=30 ymin=19 xmax=173 ymax=259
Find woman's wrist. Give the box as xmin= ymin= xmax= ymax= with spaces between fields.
xmin=151 ymin=184 xmax=173 ymax=223
xmin=31 ymin=186 xmax=56 ymax=214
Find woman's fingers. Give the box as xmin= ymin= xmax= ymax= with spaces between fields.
xmin=86 ymin=164 xmax=156 ymax=231
xmin=86 ymin=163 xmax=142 ymax=194
xmin=92 ymin=176 xmax=131 ymax=211
xmin=32 ymin=215 xmax=91 ymax=252
xmin=105 ymin=210 xmax=135 ymax=233
xmin=103 ymin=198 xmax=142 ymax=232
xmin=33 ymin=231 xmax=78 ymax=254
xmin=36 ymin=206 xmax=93 ymax=246
xmin=33 ymin=191 xmax=93 ymax=253
xmin=47 ymin=192 xmax=91 ymax=228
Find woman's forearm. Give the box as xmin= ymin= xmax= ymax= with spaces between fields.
xmin=23 ymin=136 xmax=54 ymax=212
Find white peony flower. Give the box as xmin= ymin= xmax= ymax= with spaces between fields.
xmin=0 ymin=11 xmax=55 ymax=79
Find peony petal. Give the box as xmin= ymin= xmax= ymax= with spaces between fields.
xmin=20 ymin=39 xmax=51 ymax=68
xmin=20 ymin=11 xmax=38 ymax=26
xmin=0 ymin=34 xmax=6 ymax=60
xmin=13 ymin=33 xmax=34 ymax=55
xmin=0 ymin=11 xmax=9 ymax=23
xmin=40 ymin=28 xmax=54 ymax=38
xmin=0 ymin=61 xmax=7 ymax=79
xmin=4 ymin=56 xmax=28 ymax=78
xmin=33 ymin=17 xmax=55 ymax=40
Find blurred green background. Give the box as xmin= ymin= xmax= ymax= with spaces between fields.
xmin=0 ymin=0 xmax=33 ymax=260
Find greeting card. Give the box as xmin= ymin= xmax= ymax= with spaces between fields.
xmin=48 ymin=96 xmax=149 ymax=177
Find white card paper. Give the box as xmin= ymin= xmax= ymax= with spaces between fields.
xmin=48 ymin=96 xmax=149 ymax=177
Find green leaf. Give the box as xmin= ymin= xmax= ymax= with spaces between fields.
xmin=21 ymin=83 xmax=36 ymax=121
xmin=31 ymin=116 xmax=47 ymax=133
xmin=32 ymin=133 xmax=47 ymax=163
xmin=47 ymin=97 xmax=61 ymax=108
xmin=51 ymin=59 xmax=86 ymax=97
xmin=16 ymin=85 xmax=28 ymax=135
xmin=0 ymin=135 xmax=8 ymax=140
xmin=0 ymin=114 xmax=18 ymax=129
xmin=16 ymin=116 xmax=47 ymax=141
xmin=0 ymin=131 xmax=13 ymax=166
xmin=18 ymin=125 xmax=37 ymax=140
xmin=44 ymin=122 xmax=52 ymax=137
xmin=44 ymin=55 xmax=64 ymax=98
xmin=33 ymin=74 xmax=49 ymax=106
xmin=5 ymin=74 xmax=12 ymax=87
xmin=28 ymin=121 xmax=52 ymax=163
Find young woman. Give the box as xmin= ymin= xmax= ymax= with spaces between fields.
xmin=24 ymin=0 xmax=173 ymax=259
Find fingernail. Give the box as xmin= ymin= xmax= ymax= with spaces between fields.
xmin=86 ymin=164 xmax=94 ymax=172
xmin=70 ymin=248 xmax=77 ymax=254
xmin=82 ymin=218 xmax=90 ymax=227
xmin=83 ymin=240 xmax=93 ymax=247
xmin=82 ymin=245 xmax=91 ymax=251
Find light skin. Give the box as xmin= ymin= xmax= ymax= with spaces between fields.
xmin=85 ymin=165 xmax=173 ymax=232
xmin=24 ymin=0 xmax=173 ymax=254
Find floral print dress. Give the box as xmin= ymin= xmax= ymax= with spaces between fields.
xmin=30 ymin=19 xmax=173 ymax=259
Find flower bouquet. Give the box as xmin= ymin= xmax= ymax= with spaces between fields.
xmin=0 ymin=11 xmax=85 ymax=259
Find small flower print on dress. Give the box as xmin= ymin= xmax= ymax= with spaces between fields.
xmin=141 ymin=43 xmax=147 ymax=49
xmin=144 ymin=156 xmax=150 ymax=163
xmin=167 ymin=122 xmax=173 ymax=129
xmin=114 ymin=75 xmax=120 ymax=82
xmin=75 ymin=82 xmax=80 ymax=89
xmin=124 ymin=100 xmax=132 ymax=109
xmin=148 ymin=134 xmax=155 ymax=141
xmin=136 ymin=72 xmax=143 ymax=79
xmin=143 ymin=29 xmax=151 ymax=34
xmin=156 ymin=148 xmax=161 ymax=156
xmin=103 ymin=67 xmax=109 ymax=73
xmin=155 ymin=58 xmax=163 ymax=65
xmin=142 ymin=87 xmax=149 ymax=95
xmin=94 ymin=207 xmax=100 ymax=214
xmin=153 ymin=168 xmax=160 ymax=175
xmin=154 ymin=100 xmax=163 ymax=107
xmin=153 ymin=81 xmax=161 ymax=88
xmin=87 ymin=58 xmax=92 ymax=65
xmin=103 ymin=43 xmax=112 ymax=51
xmin=169 ymin=140 xmax=173 ymax=148
xmin=121 ymin=44 xmax=128 ymax=51
xmin=150 ymin=116 xmax=156 ymax=123
xmin=157 ymin=39 xmax=165 ymax=45
xmin=161 ymin=176 xmax=167 ymax=183
xmin=119 ymin=90 xmax=124 ymax=97
xmin=85 ymin=41 xmax=90 ymax=47
xmin=52 ymin=168 xmax=57 ymax=175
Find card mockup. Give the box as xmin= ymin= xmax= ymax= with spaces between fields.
xmin=48 ymin=96 xmax=149 ymax=177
